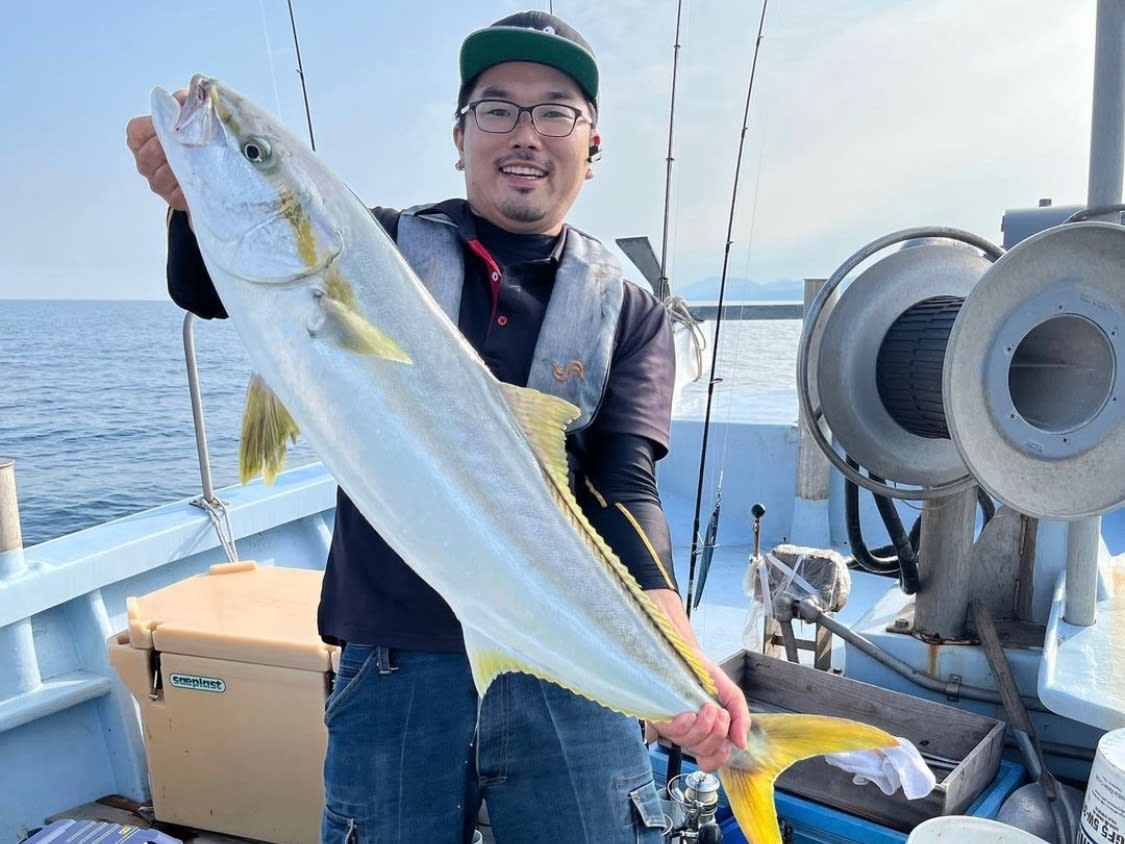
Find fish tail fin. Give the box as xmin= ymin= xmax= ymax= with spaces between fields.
xmin=719 ymin=713 xmax=897 ymax=844
xmin=239 ymin=373 xmax=300 ymax=484
xmin=717 ymin=764 xmax=785 ymax=844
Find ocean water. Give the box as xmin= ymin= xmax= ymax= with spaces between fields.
xmin=0 ymin=300 xmax=802 ymax=546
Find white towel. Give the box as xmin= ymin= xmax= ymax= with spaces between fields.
xmin=824 ymin=737 xmax=937 ymax=799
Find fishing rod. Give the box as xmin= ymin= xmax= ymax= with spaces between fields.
xmin=654 ymin=0 xmax=686 ymax=302
xmin=682 ymin=0 xmax=770 ymax=622
xmin=656 ymin=0 xmax=696 ymax=798
xmin=287 ymin=0 xmax=316 ymax=151
xmin=662 ymin=2 xmax=769 ymax=814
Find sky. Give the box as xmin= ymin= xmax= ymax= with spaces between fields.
xmin=0 ymin=0 xmax=1104 ymax=300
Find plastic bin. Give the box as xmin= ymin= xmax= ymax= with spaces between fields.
xmin=906 ymin=816 xmax=1050 ymax=842
xmin=650 ymin=732 xmax=1025 ymax=843
xmin=719 ymin=650 xmax=1008 ymax=830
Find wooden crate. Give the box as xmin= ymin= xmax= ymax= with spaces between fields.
xmin=719 ymin=650 xmax=1007 ymax=832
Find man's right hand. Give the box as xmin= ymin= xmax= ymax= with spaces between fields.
xmin=126 ymin=90 xmax=187 ymax=212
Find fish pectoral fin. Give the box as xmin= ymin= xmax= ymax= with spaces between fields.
xmin=462 ymin=625 xmax=545 ymax=697
xmin=499 ymin=384 xmax=579 ymax=482
xmin=720 ymin=713 xmax=898 ymax=844
xmin=320 ymin=295 xmax=413 ymax=363
xmin=239 ymin=373 xmax=300 ymax=485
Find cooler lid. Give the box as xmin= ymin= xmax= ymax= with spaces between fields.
xmin=126 ymin=561 xmax=333 ymax=671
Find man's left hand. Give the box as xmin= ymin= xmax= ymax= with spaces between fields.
xmin=652 ymin=659 xmax=751 ymax=772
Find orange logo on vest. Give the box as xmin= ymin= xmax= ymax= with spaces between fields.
xmin=551 ymin=360 xmax=585 ymax=382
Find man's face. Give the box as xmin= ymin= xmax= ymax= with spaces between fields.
xmin=454 ymin=61 xmax=600 ymax=236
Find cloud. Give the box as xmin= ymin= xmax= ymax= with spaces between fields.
xmin=747 ymin=2 xmax=1095 ymax=250
xmin=0 ymin=1 xmax=1103 ymax=300
xmin=565 ymin=0 xmax=1098 ymax=286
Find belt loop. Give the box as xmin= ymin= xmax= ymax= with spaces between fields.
xmin=375 ymin=646 xmax=398 ymax=675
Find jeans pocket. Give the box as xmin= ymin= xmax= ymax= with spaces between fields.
xmin=627 ymin=778 xmax=671 ymax=841
xmin=324 ymin=643 xmax=376 ymax=724
xmin=322 ymin=804 xmax=359 ymax=843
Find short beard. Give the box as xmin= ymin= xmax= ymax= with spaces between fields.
xmin=498 ymin=197 xmax=547 ymax=224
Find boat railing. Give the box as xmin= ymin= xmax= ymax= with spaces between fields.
xmin=686 ymin=301 xmax=803 ymax=321
xmin=182 ymin=312 xmax=219 ymax=507
xmin=182 ymin=312 xmax=239 ymax=563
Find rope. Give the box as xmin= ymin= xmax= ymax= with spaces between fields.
xmin=665 ymin=295 xmax=707 ymax=383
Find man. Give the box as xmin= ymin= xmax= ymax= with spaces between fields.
xmin=127 ymin=11 xmax=749 ymax=844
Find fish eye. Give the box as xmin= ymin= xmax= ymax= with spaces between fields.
xmin=241 ymin=137 xmax=272 ymax=164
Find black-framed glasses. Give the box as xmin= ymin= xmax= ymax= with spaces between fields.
xmin=459 ymin=99 xmax=587 ymax=138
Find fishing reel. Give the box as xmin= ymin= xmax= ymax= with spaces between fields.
xmin=663 ymin=770 xmax=723 ymax=842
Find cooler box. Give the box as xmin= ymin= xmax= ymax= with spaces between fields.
xmin=108 ymin=561 xmax=335 ymax=844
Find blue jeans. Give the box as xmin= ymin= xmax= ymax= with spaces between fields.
xmin=321 ymin=644 xmax=668 ymax=843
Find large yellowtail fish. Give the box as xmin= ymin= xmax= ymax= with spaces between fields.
xmin=150 ymin=76 xmax=896 ymax=843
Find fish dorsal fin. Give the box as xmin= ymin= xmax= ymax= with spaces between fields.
xmin=499 ymin=383 xmax=579 ymax=479
xmin=240 ymin=373 xmax=300 ymax=484
xmin=499 ymin=384 xmax=717 ymax=700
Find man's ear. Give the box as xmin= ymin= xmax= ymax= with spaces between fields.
xmin=453 ymin=124 xmax=465 ymax=159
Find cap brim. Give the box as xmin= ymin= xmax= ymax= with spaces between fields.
xmin=460 ymin=27 xmax=598 ymax=104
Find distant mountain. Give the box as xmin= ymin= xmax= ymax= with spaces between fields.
xmin=674 ymin=277 xmax=805 ymax=303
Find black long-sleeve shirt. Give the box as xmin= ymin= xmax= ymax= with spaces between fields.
xmin=167 ymin=199 xmax=679 ymax=650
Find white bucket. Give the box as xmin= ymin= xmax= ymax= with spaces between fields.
xmin=906 ymin=816 xmax=1050 ymax=843
xmin=1079 ymin=728 xmax=1125 ymax=844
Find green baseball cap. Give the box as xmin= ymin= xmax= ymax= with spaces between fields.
xmin=460 ymin=11 xmax=599 ymax=105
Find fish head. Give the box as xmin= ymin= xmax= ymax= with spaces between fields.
xmin=150 ymin=75 xmax=342 ymax=285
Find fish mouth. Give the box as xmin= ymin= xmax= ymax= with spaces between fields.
xmin=150 ymin=74 xmax=218 ymax=147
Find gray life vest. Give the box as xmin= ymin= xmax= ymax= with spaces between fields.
xmin=395 ymin=208 xmax=625 ymax=432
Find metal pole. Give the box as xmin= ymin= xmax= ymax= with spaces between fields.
xmin=0 ymin=458 xmax=41 ymax=698
xmin=1065 ymin=0 xmax=1125 ymax=626
xmin=790 ymin=279 xmax=832 ymax=547
xmin=183 ymin=313 xmax=217 ymax=504
xmin=1065 ymin=517 xmax=1101 ymax=626
xmin=794 ymin=279 xmax=831 ymax=501
xmin=1086 ymin=0 xmax=1124 ymax=211
xmin=913 ymin=487 xmax=978 ymax=639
